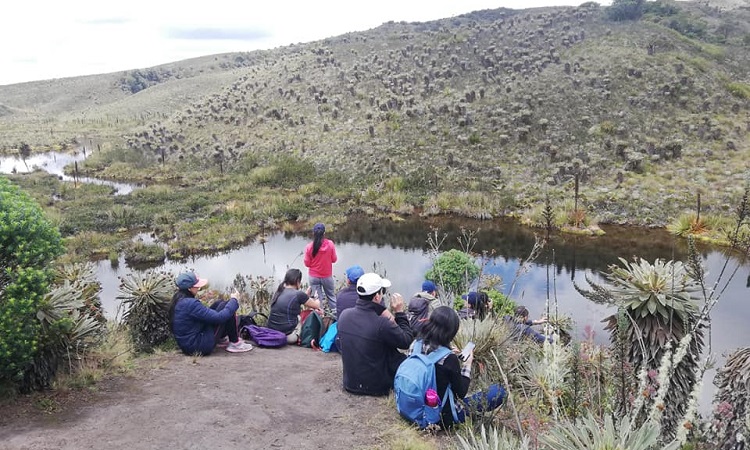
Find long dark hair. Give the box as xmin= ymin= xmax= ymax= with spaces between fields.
xmin=419 ymin=306 xmax=460 ymax=350
xmin=271 ymin=268 xmax=303 ymax=305
xmin=312 ymin=228 xmax=325 ymax=257
xmin=475 ymin=291 xmax=490 ymax=320
xmin=168 ymin=288 xmax=191 ymax=332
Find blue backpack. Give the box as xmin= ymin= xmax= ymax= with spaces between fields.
xmin=394 ymin=340 xmax=459 ymax=429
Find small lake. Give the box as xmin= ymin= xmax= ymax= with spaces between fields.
xmin=0 ymin=151 xmax=138 ymax=195
xmin=96 ymin=216 xmax=749 ymax=414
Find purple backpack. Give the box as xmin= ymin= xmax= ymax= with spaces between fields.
xmin=241 ymin=325 xmax=288 ymax=348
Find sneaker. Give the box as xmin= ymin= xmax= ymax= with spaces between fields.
xmin=216 ymin=336 xmax=230 ymax=348
xmin=226 ymin=340 xmax=254 ymax=353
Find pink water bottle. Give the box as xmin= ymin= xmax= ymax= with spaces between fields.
xmin=425 ymin=388 xmax=439 ymax=407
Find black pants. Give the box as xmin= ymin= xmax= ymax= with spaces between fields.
xmin=210 ymin=300 xmax=239 ymax=343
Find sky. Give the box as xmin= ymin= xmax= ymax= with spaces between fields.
xmin=0 ymin=0 xmax=595 ymax=86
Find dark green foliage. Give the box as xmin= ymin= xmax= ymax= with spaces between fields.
xmin=425 ymin=249 xmax=480 ymax=295
xmin=607 ymin=0 xmax=644 ymax=21
xmin=0 ymin=177 xmax=63 ymax=386
xmin=117 ymin=270 xmax=174 ymax=353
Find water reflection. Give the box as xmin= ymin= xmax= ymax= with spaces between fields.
xmin=0 ymin=151 xmax=139 ymax=195
xmin=95 ymin=215 xmax=747 ymax=414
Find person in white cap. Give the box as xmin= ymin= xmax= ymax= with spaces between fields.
xmin=337 ymin=272 xmax=413 ymax=396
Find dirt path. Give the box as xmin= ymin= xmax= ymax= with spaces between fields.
xmin=0 ymin=346 xmax=448 ymax=450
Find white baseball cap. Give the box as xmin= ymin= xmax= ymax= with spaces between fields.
xmin=356 ymin=273 xmax=392 ymax=296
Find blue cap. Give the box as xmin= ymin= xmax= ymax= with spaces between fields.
xmin=422 ymin=280 xmax=437 ymax=293
xmin=313 ymin=223 xmax=326 ymax=233
xmin=175 ymin=272 xmax=207 ymax=290
xmin=462 ymin=292 xmax=479 ymax=306
xmin=346 ymin=265 xmax=365 ymax=283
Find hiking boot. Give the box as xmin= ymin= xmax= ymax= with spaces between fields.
xmin=226 ymin=340 xmax=254 ymax=353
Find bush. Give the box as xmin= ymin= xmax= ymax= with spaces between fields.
xmin=607 ymin=0 xmax=644 ymax=21
xmin=0 ymin=177 xmax=64 ymax=387
xmin=425 ymin=249 xmax=480 ymax=295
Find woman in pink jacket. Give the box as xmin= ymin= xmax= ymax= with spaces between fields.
xmin=304 ymin=223 xmax=338 ymax=314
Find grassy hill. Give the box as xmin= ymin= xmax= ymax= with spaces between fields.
xmin=1 ymin=1 xmax=749 ymax=255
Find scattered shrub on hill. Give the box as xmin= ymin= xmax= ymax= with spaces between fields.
xmin=607 ymin=0 xmax=645 ymax=22
xmin=0 ymin=177 xmax=64 ymax=389
xmin=726 ymin=82 xmax=750 ymax=100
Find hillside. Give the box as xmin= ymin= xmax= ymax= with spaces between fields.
xmin=1 ymin=1 xmax=749 ymax=228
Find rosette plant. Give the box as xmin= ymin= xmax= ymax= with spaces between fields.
xmin=577 ymin=257 xmax=703 ymax=439
xmin=117 ymin=270 xmax=174 ymax=352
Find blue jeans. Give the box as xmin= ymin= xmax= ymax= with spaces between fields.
xmin=456 ymin=384 xmax=506 ymax=423
xmin=309 ymin=276 xmax=336 ymax=313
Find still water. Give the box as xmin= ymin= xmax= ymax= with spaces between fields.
xmin=96 ymin=216 xmax=749 ymax=413
xmin=0 ymin=151 xmax=137 ymax=195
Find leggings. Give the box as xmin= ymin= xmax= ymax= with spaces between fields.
xmin=210 ymin=300 xmax=239 ymax=343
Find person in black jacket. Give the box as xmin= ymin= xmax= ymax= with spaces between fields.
xmin=337 ymin=272 xmax=413 ymax=396
xmin=413 ymin=306 xmax=506 ymax=428
xmin=169 ymin=272 xmax=254 ymax=354
xmin=335 ymin=265 xmax=364 ymax=321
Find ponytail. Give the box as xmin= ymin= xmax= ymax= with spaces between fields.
xmin=312 ymin=230 xmax=324 ymax=257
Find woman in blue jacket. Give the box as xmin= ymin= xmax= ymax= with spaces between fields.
xmin=169 ymin=272 xmax=254 ymax=354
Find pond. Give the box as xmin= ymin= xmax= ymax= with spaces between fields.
xmin=96 ymin=216 xmax=749 ymax=414
xmin=0 ymin=151 xmax=139 ymax=195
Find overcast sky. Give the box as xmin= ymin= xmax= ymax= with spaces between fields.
xmin=0 ymin=0 xmax=596 ymax=86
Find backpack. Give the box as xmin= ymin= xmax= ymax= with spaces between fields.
xmin=241 ymin=325 xmax=288 ymax=348
xmin=319 ymin=321 xmax=338 ymax=353
xmin=394 ymin=340 xmax=459 ymax=429
xmin=238 ymin=311 xmax=268 ymax=329
xmin=299 ymin=310 xmax=324 ymax=348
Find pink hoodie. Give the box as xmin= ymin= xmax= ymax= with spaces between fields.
xmin=304 ymin=239 xmax=338 ymax=278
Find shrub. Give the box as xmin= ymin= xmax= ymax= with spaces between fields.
xmin=117 ymin=270 xmax=174 ymax=353
xmin=607 ymin=0 xmax=644 ymax=21
xmin=0 ymin=177 xmax=64 ymax=387
xmin=726 ymin=82 xmax=750 ymax=100
xmin=425 ymin=249 xmax=480 ymax=295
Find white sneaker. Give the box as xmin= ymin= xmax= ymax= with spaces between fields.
xmin=226 ymin=340 xmax=254 ymax=353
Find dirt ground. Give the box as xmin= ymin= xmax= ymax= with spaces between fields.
xmin=0 ymin=346 xmax=449 ymax=450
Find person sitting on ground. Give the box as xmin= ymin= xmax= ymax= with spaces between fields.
xmin=267 ymin=268 xmax=322 ymax=344
xmin=335 ymin=265 xmax=364 ymax=321
xmin=503 ymin=305 xmax=551 ymax=343
xmin=337 ymin=272 xmax=413 ymax=396
xmin=407 ymin=280 xmax=438 ymax=334
xmin=266 ymin=269 xmax=320 ymax=344
xmin=412 ymin=305 xmax=506 ymax=428
xmin=458 ymin=291 xmax=492 ymax=320
xmin=169 ymin=272 xmax=254 ymax=354
xmin=304 ymin=223 xmax=338 ymax=314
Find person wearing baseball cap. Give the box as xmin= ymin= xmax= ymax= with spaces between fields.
xmin=169 ymin=272 xmax=253 ymax=354
xmin=334 ymin=265 xmax=365 ymax=321
xmin=337 ymin=272 xmax=413 ymax=396
xmin=407 ymin=280 xmax=438 ymax=334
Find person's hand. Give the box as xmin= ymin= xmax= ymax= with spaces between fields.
xmin=381 ymin=309 xmax=396 ymax=323
xmin=231 ymin=289 xmax=241 ymax=299
xmin=451 ymin=346 xmax=461 ymax=354
xmin=463 ymin=350 xmax=474 ymax=366
xmin=389 ymin=293 xmax=405 ymax=313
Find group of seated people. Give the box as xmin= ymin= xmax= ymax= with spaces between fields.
xmin=168 ymin=267 xmax=550 ymax=428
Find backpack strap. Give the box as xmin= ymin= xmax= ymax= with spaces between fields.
xmin=421 ymin=343 xmax=460 ymax=423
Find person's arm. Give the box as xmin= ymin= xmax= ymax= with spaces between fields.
xmin=303 ymin=243 xmax=312 ymax=268
xmin=443 ymin=354 xmax=471 ymax=399
xmin=524 ymin=325 xmax=548 ymax=344
xmin=188 ymin=298 xmax=238 ymax=325
xmin=330 ymin=240 xmax=338 ymax=263
xmin=379 ymin=294 xmax=413 ymax=349
xmin=300 ymin=290 xmax=320 ymax=309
